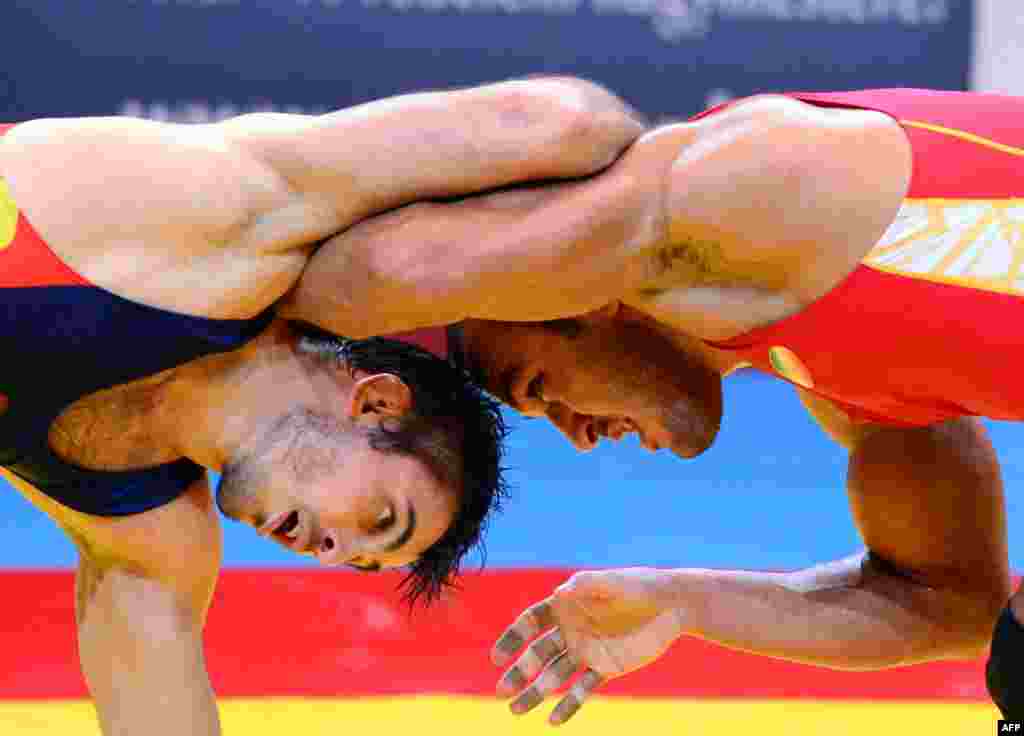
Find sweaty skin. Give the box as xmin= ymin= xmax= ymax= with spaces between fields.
xmin=291 ymin=95 xmax=911 ymax=341
xmin=298 ymin=93 xmax=1012 ymax=724
xmin=0 ymin=77 xmax=643 ymax=736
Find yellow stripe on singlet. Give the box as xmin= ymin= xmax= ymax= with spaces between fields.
xmin=901 ymin=119 xmax=1024 ymax=158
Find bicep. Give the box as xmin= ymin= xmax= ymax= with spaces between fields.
xmin=846 ymin=418 xmax=1010 ymax=599
xmin=0 ymin=116 xmax=289 ymax=254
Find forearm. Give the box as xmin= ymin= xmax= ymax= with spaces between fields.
xmin=666 ymin=554 xmax=990 ymax=670
xmin=224 ymin=77 xmax=644 ymax=227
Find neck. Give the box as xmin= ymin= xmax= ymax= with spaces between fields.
xmin=161 ymin=322 xmax=300 ymax=471
xmin=681 ymin=335 xmax=746 ymax=378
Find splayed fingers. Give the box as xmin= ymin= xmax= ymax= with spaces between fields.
xmin=497 ymin=627 xmax=567 ymax=695
xmin=496 ymin=619 xmax=605 ymax=726
xmin=548 ymin=669 xmax=604 ymax=725
xmin=492 ymin=595 xmax=607 ymax=726
xmin=492 ymin=599 xmax=558 ymax=666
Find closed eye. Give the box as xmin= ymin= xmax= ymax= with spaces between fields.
xmin=526 ymin=373 xmax=545 ymax=402
xmin=346 ymin=560 xmax=382 ymax=573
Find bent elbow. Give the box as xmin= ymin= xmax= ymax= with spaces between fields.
xmin=494 ymin=77 xmax=645 ymax=177
xmin=940 ymin=589 xmax=1008 ymax=660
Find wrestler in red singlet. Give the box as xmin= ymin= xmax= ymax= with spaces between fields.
xmin=703 ymin=89 xmax=1024 ymax=427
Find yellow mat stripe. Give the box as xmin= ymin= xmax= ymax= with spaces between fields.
xmin=0 ymin=697 xmax=999 ymax=735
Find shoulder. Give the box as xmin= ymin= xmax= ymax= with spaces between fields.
xmin=689 ymin=93 xmax=902 ymax=135
xmin=795 ymin=387 xmax=883 ymax=450
xmin=656 ymin=92 xmax=910 ymax=303
xmin=3 ymin=468 xmax=221 ymax=591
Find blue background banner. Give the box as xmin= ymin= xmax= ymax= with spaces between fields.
xmin=3 ymin=1 xmax=969 ymax=121
xmin=1 ymin=0 xmax=999 ymax=576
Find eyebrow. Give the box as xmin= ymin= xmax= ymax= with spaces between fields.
xmin=383 ymin=499 xmax=416 ymax=553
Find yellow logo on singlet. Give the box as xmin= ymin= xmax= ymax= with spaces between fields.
xmin=866 ymin=199 xmax=1024 ymax=296
xmin=768 ymin=346 xmax=814 ymax=389
xmin=0 ymin=178 xmax=17 ymax=251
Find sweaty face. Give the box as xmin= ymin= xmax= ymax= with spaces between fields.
xmin=216 ymin=412 xmax=457 ymax=570
xmin=460 ymin=310 xmax=723 ymax=458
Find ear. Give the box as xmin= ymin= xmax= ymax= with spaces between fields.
xmin=345 ymin=373 xmax=413 ymax=421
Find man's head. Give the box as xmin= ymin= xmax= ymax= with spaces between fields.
xmin=216 ymin=323 xmax=507 ymax=605
xmin=456 ymin=304 xmax=723 ymax=458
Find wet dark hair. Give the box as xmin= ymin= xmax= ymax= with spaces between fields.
xmin=292 ymin=322 xmax=509 ymax=607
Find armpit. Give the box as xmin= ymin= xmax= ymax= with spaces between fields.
xmin=638 ymin=235 xmax=742 ymax=292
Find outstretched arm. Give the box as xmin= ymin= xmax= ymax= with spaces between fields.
xmin=492 ymin=416 xmax=1011 ymax=724
xmin=674 ymin=417 xmax=1010 ymax=666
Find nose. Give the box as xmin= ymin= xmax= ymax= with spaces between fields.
xmin=546 ymin=403 xmax=599 ymax=452
xmin=313 ymin=528 xmax=359 ymax=567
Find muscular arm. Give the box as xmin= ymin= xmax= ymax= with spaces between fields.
xmin=2 ymin=472 xmax=223 ymax=735
xmin=77 ymin=479 xmax=222 ymax=736
xmin=287 ymin=94 xmax=911 ymax=338
xmin=663 ymin=416 xmax=1010 ymax=668
xmin=494 ymin=417 xmax=1010 ymax=722
xmin=0 ymin=77 xmax=641 ymax=319
xmin=222 ymin=76 xmax=644 ymax=231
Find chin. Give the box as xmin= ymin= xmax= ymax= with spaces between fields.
xmin=669 ymin=420 xmax=720 ymax=459
xmin=665 ymin=379 xmax=723 ymax=459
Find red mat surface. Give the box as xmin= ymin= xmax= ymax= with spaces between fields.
xmin=0 ymin=569 xmax=990 ymax=700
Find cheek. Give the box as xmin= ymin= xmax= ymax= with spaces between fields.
xmin=560 ymin=347 xmax=649 ymax=406
xmin=304 ymin=481 xmax=364 ymax=518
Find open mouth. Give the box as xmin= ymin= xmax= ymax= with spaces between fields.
xmin=260 ymin=510 xmax=301 ymax=540
xmin=277 ymin=511 xmax=300 ymax=537
xmin=596 ymin=417 xmax=639 ymax=443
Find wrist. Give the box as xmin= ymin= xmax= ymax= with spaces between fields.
xmin=642 ymin=567 xmax=706 ymax=637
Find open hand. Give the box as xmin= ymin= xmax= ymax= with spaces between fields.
xmin=491 ymin=568 xmax=687 ymax=725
